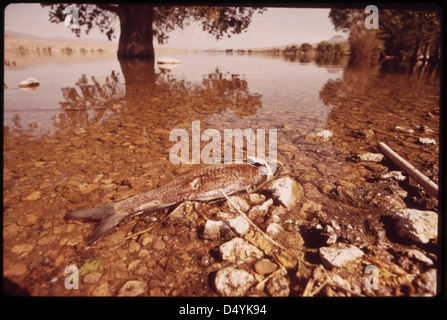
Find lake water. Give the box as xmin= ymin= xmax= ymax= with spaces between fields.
xmin=3 ymin=50 xmax=440 ymax=296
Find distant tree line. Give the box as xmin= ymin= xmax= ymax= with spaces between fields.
xmin=329 ymin=8 xmax=440 ymax=65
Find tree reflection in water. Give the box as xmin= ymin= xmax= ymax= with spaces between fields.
xmin=51 ymin=58 xmax=262 ymax=133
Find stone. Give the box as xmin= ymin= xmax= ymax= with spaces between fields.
xmin=249 ymin=193 xmax=266 ymax=204
xmin=316 ymin=130 xmax=333 ymax=141
xmin=319 ymin=244 xmax=364 ymax=269
xmin=219 ymin=238 xmax=263 ymax=264
xmin=224 ymin=196 xmax=250 ymax=212
xmin=412 ymin=269 xmax=437 ymax=296
xmin=253 ymin=259 xmax=278 ymax=275
xmin=83 ymin=272 xmax=102 ymax=284
xmin=266 ymin=222 xmax=283 ymax=236
xmin=22 ymin=191 xmax=41 ymax=202
xmin=11 ymin=244 xmax=34 ymax=256
xmin=214 ymin=267 xmax=255 ymax=297
xmin=247 ymin=199 xmax=273 ymax=221
xmin=92 ymin=283 xmax=111 ymax=296
xmin=404 ymin=249 xmax=433 ymax=266
xmin=266 ymin=177 xmax=303 ymax=210
xmin=117 ymin=280 xmax=147 ymax=297
xmin=358 ymin=153 xmax=384 ymax=162
xmin=18 ymin=77 xmax=40 ymax=87
xmin=392 ymin=209 xmax=437 ymax=244
xmin=203 ymin=216 xmax=250 ymax=239
xmin=380 ymin=171 xmax=406 ymax=181
xmin=266 ymin=275 xmax=290 ymax=297
xmin=418 ymin=138 xmax=436 ymax=145
xmin=4 ymin=263 xmax=28 ymax=277
xmin=16 ymin=214 xmax=38 ymax=226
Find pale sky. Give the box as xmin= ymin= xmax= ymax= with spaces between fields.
xmin=4 ymin=3 xmax=347 ymax=49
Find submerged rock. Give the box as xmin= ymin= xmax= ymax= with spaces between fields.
xmin=18 ymin=77 xmax=40 ymax=87
xmin=392 ymin=209 xmax=438 ymax=244
xmin=380 ymin=171 xmax=406 ymax=181
xmin=266 ymin=177 xmax=303 ymax=210
xmin=117 ymin=280 xmax=147 ymax=296
xmin=316 ymin=130 xmax=333 ymax=141
xmin=214 ymin=267 xmax=255 ymax=297
xmin=218 ymin=238 xmax=263 ymax=264
xmin=418 ymin=138 xmax=436 ymax=145
xmin=319 ymin=244 xmax=364 ymax=269
xmin=358 ymin=153 xmax=384 ymax=162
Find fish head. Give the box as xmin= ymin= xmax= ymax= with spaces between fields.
xmin=247 ymin=156 xmax=282 ymax=182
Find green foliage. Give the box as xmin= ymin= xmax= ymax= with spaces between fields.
xmin=41 ymin=4 xmax=265 ymax=45
xmin=328 ymin=8 xmax=440 ymax=62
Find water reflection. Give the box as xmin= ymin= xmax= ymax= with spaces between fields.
xmin=46 ymin=59 xmax=262 ymax=135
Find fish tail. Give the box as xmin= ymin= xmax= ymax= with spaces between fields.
xmin=65 ymin=203 xmax=127 ymax=245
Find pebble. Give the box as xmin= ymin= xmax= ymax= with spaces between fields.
xmin=319 ymin=244 xmax=364 ymax=268
xmin=404 ymin=249 xmax=433 ymax=266
xmin=253 ymin=259 xmax=278 ymax=275
xmin=412 ymin=269 xmax=437 ymax=296
xmin=214 ymin=267 xmax=255 ymax=297
xmin=203 ymin=216 xmax=250 ymax=239
xmin=83 ymin=272 xmax=102 ymax=284
xmin=11 ymin=244 xmax=34 ymax=256
xmin=392 ymin=209 xmax=437 ymax=244
xmin=16 ymin=214 xmax=38 ymax=226
xmin=266 ymin=177 xmax=303 ymax=209
xmin=266 ymin=222 xmax=283 ymax=236
xmin=380 ymin=171 xmax=406 ymax=181
xmin=247 ymin=199 xmax=273 ymax=221
xmin=266 ymin=275 xmax=290 ymax=297
xmin=316 ymin=130 xmax=333 ymax=141
xmin=418 ymin=138 xmax=436 ymax=145
xmin=249 ymin=193 xmax=266 ymax=204
xmin=358 ymin=153 xmax=384 ymax=162
xmin=92 ymin=283 xmax=112 ymax=296
xmin=117 ymin=280 xmax=147 ymax=297
xmin=4 ymin=263 xmax=28 ymax=277
xmin=219 ymin=238 xmax=263 ymax=264
xmin=21 ymin=191 xmax=41 ymax=202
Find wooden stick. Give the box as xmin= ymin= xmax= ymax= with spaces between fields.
xmin=378 ymin=142 xmax=438 ymax=199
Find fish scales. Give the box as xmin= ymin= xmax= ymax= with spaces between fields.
xmin=65 ymin=159 xmax=275 ymax=245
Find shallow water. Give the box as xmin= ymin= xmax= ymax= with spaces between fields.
xmin=3 ymin=50 xmax=440 ymax=296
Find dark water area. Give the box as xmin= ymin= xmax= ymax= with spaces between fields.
xmin=3 ymin=51 xmax=440 ymax=297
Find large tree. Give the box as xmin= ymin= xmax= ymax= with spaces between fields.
xmin=42 ymin=4 xmax=265 ymax=57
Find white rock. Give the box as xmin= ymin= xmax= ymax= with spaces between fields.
xmin=319 ymin=244 xmax=364 ymax=268
xmin=219 ymin=238 xmax=263 ymax=264
xmin=18 ymin=77 xmax=40 ymax=87
xmin=266 ymin=222 xmax=283 ymax=236
xmin=380 ymin=171 xmax=406 ymax=181
xmin=418 ymin=138 xmax=436 ymax=145
xmin=392 ymin=209 xmax=438 ymax=244
xmin=203 ymin=216 xmax=250 ymax=239
xmin=394 ymin=126 xmax=414 ymax=134
xmin=266 ymin=177 xmax=303 ymax=210
xmin=265 ymin=275 xmax=290 ymax=297
xmin=157 ymin=57 xmax=181 ymax=65
xmin=358 ymin=153 xmax=384 ymax=162
xmin=247 ymin=198 xmax=273 ymax=220
xmin=316 ymin=130 xmax=333 ymax=141
xmin=214 ymin=267 xmax=255 ymax=297
xmin=404 ymin=249 xmax=433 ymax=266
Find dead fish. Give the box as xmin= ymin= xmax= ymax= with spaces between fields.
xmin=66 ymin=157 xmax=277 ymax=245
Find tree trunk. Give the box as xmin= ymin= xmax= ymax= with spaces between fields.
xmin=117 ymin=4 xmax=155 ymax=58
